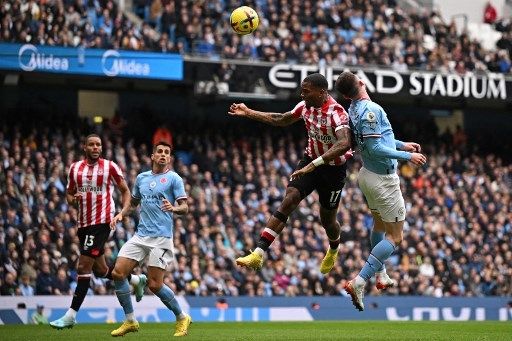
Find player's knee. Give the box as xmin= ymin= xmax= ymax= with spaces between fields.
xmin=148 ymin=281 xmax=163 ymax=294
xmin=77 ymin=263 xmax=93 ymax=275
xmin=92 ymin=266 xmax=108 ymax=278
xmin=111 ymin=268 xmax=125 ymax=281
xmin=281 ymin=189 xmax=301 ymax=211
xmin=393 ymin=238 xmax=402 ymax=246
xmin=390 ymin=235 xmax=402 ymax=246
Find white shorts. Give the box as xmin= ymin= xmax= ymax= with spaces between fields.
xmin=358 ymin=167 xmax=406 ymax=223
xmin=118 ymin=234 xmax=175 ymax=270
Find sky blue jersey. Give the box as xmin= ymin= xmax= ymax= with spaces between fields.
xmin=348 ymin=99 xmax=411 ymax=175
xmin=132 ymin=170 xmax=187 ymax=238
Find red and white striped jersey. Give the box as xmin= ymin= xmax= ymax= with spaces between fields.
xmin=291 ymin=96 xmax=352 ymax=165
xmin=67 ymin=158 xmax=124 ymax=228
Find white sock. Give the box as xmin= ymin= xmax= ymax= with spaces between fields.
xmin=177 ymin=312 xmax=187 ymax=320
xmin=129 ymin=275 xmax=140 ymax=286
xmin=126 ymin=313 xmax=136 ymax=322
xmin=65 ymin=308 xmax=77 ymax=319
xmin=254 ymin=248 xmax=264 ymax=256
xmin=355 ymin=275 xmax=366 ymax=286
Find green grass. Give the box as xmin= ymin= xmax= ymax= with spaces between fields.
xmin=1 ymin=321 xmax=511 ymax=340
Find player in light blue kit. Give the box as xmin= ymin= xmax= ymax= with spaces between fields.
xmin=108 ymin=141 xmax=192 ymax=336
xmin=294 ymin=71 xmax=427 ymax=312
xmin=336 ymin=72 xmax=426 ymax=311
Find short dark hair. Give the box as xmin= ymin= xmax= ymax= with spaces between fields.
xmin=153 ymin=141 xmax=172 ymax=153
xmin=84 ymin=134 xmax=101 ymax=144
xmin=335 ymin=72 xmax=360 ymax=98
xmin=303 ymin=73 xmax=328 ymax=90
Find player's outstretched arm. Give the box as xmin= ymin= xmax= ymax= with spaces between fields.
xmin=228 ymin=103 xmax=300 ymax=127
xmin=290 ymin=127 xmax=352 ymax=180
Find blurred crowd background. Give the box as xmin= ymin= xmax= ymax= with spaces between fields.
xmin=1 ymin=0 xmax=512 ymax=73
xmin=0 ymin=112 xmax=510 ymax=298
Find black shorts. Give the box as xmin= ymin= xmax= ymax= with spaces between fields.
xmin=288 ymin=155 xmax=347 ymax=209
xmin=77 ymin=224 xmax=111 ymax=258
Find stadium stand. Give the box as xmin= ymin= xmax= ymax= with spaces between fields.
xmin=0 ymin=114 xmax=510 ymax=297
xmin=1 ymin=0 xmax=511 ymax=73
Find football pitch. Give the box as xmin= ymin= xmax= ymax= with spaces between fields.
xmin=1 ymin=321 xmax=511 ymax=340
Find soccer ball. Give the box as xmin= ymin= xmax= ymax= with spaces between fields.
xmin=230 ymin=6 xmax=259 ymax=35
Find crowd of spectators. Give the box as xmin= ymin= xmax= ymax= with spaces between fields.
xmin=0 ymin=115 xmax=511 ymax=298
xmin=1 ymin=0 xmax=512 ymax=74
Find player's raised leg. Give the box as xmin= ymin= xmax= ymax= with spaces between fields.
xmin=110 ymin=257 xmax=140 ymax=337
xmin=319 ymin=206 xmax=341 ymax=274
xmin=370 ymin=212 xmax=395 ymax=290
xmin=345 ymin=220 xmax=402 ymax=311
xmin=146 ymin=262 xmax=191 ymax=337
xmin=236 ymin=186 xmax=303 ymax=270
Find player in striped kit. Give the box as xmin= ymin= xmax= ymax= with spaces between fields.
xmin=50 ymin=134 xmax=146 ymax=330
xmin=229 ymin=73 xmax=353 ymax=274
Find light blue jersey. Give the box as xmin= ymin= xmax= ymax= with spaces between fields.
xmin=348 ymin=99 xmax=411 ymax=175
xmin=132 ymin=170 xmax=187 ymax=238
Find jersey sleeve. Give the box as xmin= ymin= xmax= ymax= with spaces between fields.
xmin=172 ymin=174 xmax=187 ymax=202
xmin=66 ymin=163 xmax=76 ymax=193
xmin=333 ymin=105 xmax=351 ymax=132
xmin=109 ymin=161 xmax=125 ymax=186
xmin=360 ymin=108 xmax=382 ymax=138
xmin=132 ymin=175 xmax=141 ymax=199
xmin=290 ymin=101 xmax=305 ymax=119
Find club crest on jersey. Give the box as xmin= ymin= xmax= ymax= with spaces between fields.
xmin=160 ymin=177 xmax=167 ymax=184
xmin=319 ymin=117 xmax=328 ymax=125
xmin=98 ymin=169 xmax=103 ymax=175
xmin=149 ymin=181 xmax=157 ymax=189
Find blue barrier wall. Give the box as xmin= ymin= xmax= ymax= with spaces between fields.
xmin=1 ymin=296 xmax=511 ymax=324
xmin=187 ymin=296 xmax=512 ymax=321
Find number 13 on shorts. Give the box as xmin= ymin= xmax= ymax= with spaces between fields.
xmin=84 ymin=235 xmax=95 ymax=247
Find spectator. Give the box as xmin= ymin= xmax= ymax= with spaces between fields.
xmin=1 ymin=272 xmax=19 ymax=295
xmin=483 ymin=1 xmax=497 ymax=24
xmin=31 ymin=305 xmax=49 ymax=324
xmin=53 ymin=268 xmax=72 ymax=295
xmin=36 ymin=264 xmax=55 ymax=295
xmin=152 ymin=124 xmax=173 ymax=147
xmin=19 ymin=274 xmax=35 ymax=296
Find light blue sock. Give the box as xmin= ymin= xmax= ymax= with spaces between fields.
xmin=359 ymin=239 xmax=396 ymax=281
xmin=155 ymin=285 xmax=183 ymax=318
xmin=370 ymin=230 xmax=385 ymax=272
xmin=114 ymin=279 xmax=134 ymax=315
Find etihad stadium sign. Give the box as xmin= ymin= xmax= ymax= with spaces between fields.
xmin=268 ymin=64 xmax=507 ymax=100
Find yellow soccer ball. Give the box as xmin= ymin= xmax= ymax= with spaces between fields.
xmin=230 ymin=6 xmax=259 ymax=35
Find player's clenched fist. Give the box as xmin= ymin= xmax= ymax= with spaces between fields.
xmin=228 ymin=103 xmax=249 ymax=116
